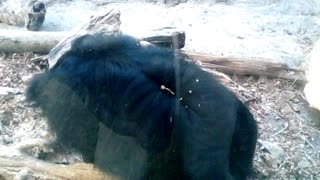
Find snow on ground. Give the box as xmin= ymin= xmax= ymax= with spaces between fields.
xmin=43 ymin=0 xmax=320 ymax=67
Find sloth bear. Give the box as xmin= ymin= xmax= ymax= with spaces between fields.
xmin=26 ymin=34 xmax=257 ymax=180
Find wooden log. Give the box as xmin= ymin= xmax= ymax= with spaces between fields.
xmin=0 ymin=145 xmax=115 ymax=180
xmin=183 ymin=51 xmax=307 ymax=84
xmin=0 ymin=30 xmax=67 ymax=53
xmin=0 ymin=28 xmax=185 ymax=54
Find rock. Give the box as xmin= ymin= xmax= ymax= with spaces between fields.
xmin=14 ymin=168 xmax=36 ymax=180
xmin=21 ymin=75 xmax=33 ymax=83
xmin=291 ymin=104 xmax=300 ymax=112
xmin=2 ymin=135 xmax=13 ymax=144
xmin=297 ymin=159 xmax=309 ymax=169
xmin=259 ymin=140 xmax=286 ymax=168
xmin=0 ymin=86 xmax=15 ymax=95
xmin=280 ymin=104 xmax=293 ymax=115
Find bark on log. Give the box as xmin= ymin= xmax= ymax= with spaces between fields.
xmin=0 ymin=145 xmax=115 ymax=180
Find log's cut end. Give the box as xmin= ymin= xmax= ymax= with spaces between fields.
xmin=304 ymin=40 xmax=320 ymax=111
xmin=304 ymin=82 xmax=320 ymax=111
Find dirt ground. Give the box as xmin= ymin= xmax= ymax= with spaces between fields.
xmin=1 ymin=0 xmax=320 ymax=179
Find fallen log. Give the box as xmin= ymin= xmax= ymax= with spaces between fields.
xmin=0 ymin=145 xmax=114 ymax=180
xmin=183 ymin=52 xmax=306 ymax=84
xmin=0 ymin=28 xmax=185 ymax=52
xmin=0 ymin=30 xmax=66 ymax=53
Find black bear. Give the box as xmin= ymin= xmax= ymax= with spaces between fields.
xmin=26 ymin=34 xmax=258 ymax=180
